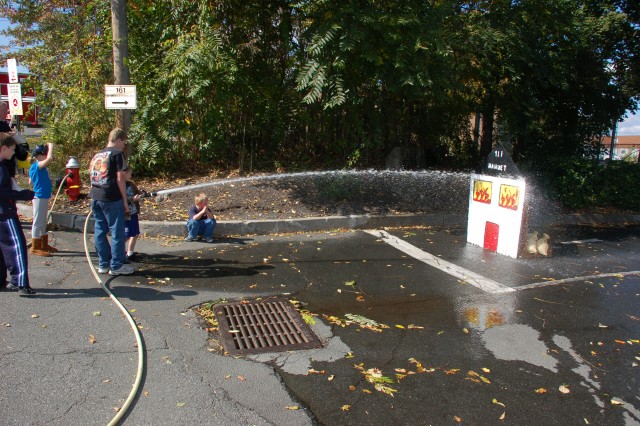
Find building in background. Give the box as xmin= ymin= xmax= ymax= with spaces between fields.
xmin=0 ymin=70 xmax=38 ymax=126
xmin=601 ymin=135 xmax=640 ymax=162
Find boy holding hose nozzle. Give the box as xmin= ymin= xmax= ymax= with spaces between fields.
xmin=29 ymin=143 xmax=57 ymax=256
xmin=124 ymin=167 xmax=155 ymax=262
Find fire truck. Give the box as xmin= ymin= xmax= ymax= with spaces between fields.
xmin=0 ymin=71 xmax=38 ymax=126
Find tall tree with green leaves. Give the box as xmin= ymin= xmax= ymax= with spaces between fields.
xmin=1 ymin=0 xmax=115 ymax=158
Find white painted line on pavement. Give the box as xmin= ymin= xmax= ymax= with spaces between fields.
xmin=364 ymin=230 xmax=515 ymax=294
xmin=515 ymin=271 xmax=640 ymax=291
xmin=560 ymin=238 xmax=603 ymax=245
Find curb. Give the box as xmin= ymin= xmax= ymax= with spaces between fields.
xmin=17 ymin=203 xmax=640 ymax=237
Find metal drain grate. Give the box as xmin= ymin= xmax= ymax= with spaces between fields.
xmin=215 ymin=298 xmax=322 ymax=355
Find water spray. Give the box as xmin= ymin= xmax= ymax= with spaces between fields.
xmin=47 ymin=171 xmax=72 ymax=223
xmin=154 ymin=169 xmax=470 ymax=196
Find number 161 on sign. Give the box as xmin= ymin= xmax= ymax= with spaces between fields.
xmin=104 ymin=85 xmax=137 ymax=110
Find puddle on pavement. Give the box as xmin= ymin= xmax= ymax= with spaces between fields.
xmin=247 ymin=319 xmax=351 ymax=375
xmin=481 ymin=323 xmax=558 ymax=371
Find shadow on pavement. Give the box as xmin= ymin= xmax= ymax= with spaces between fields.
xmin=138 ymin=253 xmax=275 ymax=280
xmin=105 ymin=283 xmax=198 ymax=301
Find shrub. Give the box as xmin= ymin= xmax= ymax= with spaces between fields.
xmin=534 ymin=158 xmax=640 ymax=211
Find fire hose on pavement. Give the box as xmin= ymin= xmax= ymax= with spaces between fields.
xmin=82 ymin=211 xmax=145 ymax=426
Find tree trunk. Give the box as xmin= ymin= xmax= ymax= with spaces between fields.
xmin=480 ymin=103 xmax=495 ymax=170
xmin=111 ymin=0 xmax=131 ymax=132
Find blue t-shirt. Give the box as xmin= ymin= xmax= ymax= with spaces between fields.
xmin=29 ymin=161 xmax=52 ymax=199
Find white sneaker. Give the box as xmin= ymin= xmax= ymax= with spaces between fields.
xmin=109 ymin=264 xmax=136 ymax=276
xmin=98 ymin=267 xmax=109 ymax=274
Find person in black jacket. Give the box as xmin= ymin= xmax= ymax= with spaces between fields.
xmin=0 ymin=102 xmax=11 ymax=133
xmin=0 ymin=133 xmax=37 ymax=296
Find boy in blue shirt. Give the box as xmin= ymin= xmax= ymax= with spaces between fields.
xmin=29 ymin=143 xmax=56 ymax=256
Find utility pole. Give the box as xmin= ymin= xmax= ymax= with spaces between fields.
xmin=110 ymin=0 xmax=131 ymax=132
xmin=609 ymin=119 xmax=617 ymax=162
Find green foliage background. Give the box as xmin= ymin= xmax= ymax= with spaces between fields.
xmin=1 ymin=0 xmax=640 ymax=210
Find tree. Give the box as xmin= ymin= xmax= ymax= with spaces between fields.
xmin=2 ymin=0 xmax=639 ymax=174
xmin=1 ymin=0 xmax=115 ymax=156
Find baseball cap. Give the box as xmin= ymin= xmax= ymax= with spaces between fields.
xmin=32 ymin=144 xmax=48 ymax=156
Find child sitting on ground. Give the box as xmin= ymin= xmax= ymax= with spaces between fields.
xmin=124 ymin=167 xmax=144 ymax=262
xmin=185 ymin=193 xmax=216 ymax=242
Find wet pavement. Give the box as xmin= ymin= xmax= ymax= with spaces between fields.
xmin=1 ymin=222 xmax=639 ymax=425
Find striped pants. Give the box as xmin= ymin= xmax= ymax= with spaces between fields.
xmin=0 ymin=216 xmax=30 ymax=288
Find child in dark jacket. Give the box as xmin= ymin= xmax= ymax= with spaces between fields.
xmin=0 ymin=134 xmax=37 ymax=295
xmin=124 ymin=168 xmax=144 ymax=262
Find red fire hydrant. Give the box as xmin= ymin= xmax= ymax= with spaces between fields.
xmin=64 ymin=157 xmax=81 ymax=202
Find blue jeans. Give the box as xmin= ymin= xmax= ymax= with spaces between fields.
xmin=92 ymin=199 xmax=126 ymax=270
xmin=187 ymin=218 xmax=216 ymax=239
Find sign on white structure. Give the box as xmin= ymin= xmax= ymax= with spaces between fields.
xmin=8 ymin=84 xmax=23 ymax=116
xmin=466 ymin=173 xmax=526 ymax=258
xmin=7 ymin=58 xmax=19 ymax=83
xmin=104 ymin=85 xmax=137 ymax=109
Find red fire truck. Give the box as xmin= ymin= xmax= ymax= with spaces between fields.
xmin=0 ymin=71 xmax=38 ymax=126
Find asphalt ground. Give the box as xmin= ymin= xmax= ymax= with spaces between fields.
xmin=1 ymin=219 xmax=639 ymax=425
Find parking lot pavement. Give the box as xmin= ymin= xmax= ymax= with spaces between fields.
xmin=1 ymin=224 xmax=639 ymax=425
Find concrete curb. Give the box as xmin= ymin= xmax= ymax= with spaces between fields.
xmin=17 ymin=203 xmax=640 ymax=237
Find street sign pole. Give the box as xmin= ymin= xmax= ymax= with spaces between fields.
xmin=7 ymin=58 xmax=19 ymax=83
xmin=104 ymin=85 xmax=137 ymax=110
xmin=8 ymin=84 xmax=23 ymax=116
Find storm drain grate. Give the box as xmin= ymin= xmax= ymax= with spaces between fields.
xmin=214 ymin=298 xmax=322 ymax=355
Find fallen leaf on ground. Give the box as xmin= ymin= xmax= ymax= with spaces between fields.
xmin=559 ymin=385 xmax=570 ymax=394
xmin=611 ymin=398 xmax=624 ymax=405
xmin=340 ymin=405 xmax=351 ymax=411
xmin=535 ymin=388 xmax=547 ymax=394
xmin=492 ymin=398 xmax=505 ymax=407
xmin=286 ymin=406 xmax=299 ymax=410
xmin=89 ymin=334 xmax=97 ymax=344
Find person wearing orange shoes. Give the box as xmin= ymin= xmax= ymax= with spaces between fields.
xmin=29 ymin=143 xmax=56 ymax=256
